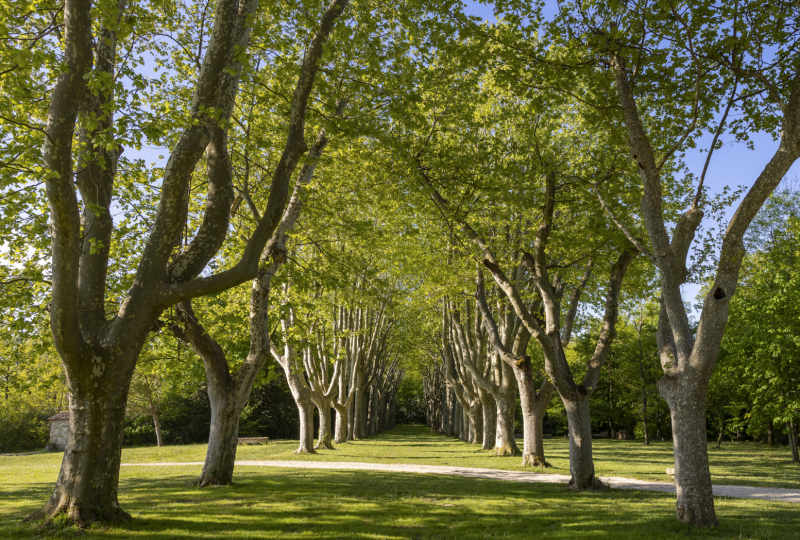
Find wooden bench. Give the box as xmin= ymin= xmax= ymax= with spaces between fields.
xmin=237 ymin=437 xmax=269 ymax=445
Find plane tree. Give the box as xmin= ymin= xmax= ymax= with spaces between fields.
xmin=515 ymin=0 xmax=800 ymax=525
xmin=0 ymin=0 xmax=352 ymax=523
xmin=377 ymin=55 xmax=647 ymax=481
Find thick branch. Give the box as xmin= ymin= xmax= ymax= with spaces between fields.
xmin=582 ymin=248 xmax=636 ymax=392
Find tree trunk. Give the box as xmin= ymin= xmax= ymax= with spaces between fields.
xmin=716 ymin=405 xmax=724 ymax=449
xmin=661 ymin=375 xmax=718 ymax=527
xmin=469 ymin=402 xmax=482 ymax=444
xmin=333 ymin=404 xmax=348 ymax=444
xmin=606 ymin=417 xmax=615 ymax=439
xmin=641 ymin=386 xmax=649 ymax=445
xmin=462 ymin=404 xmax=470 ymax=441
xmin=494 ymin=391 xmax=519 ymax=456
xmin=656 ymin=414 xmax=662 ymax=441
xmin=518 ymin=368 xmax=554 ymax=467
xmin=365 ymin=387 xmax=375 ymax=437
xmin=788 ymin=420 xmax=800 ymax=464
xmin=768 ymin=420 xmax=775 ymax=447
xmin=296 ymin=400 xmax=316 ymax=454
xmin=638 ymin=320 xmax=649 ymax=445
xmin=347 ymin=395 xmax=355 ymax=441
xmin=197 ymin=398 xmax=241 ymax=486
xmin=314 ymin=400 xmax=334 ymax=450
xmin=152 ymin=412 xmax=164 ymax=448
xmin=521 ymin=383 xmax=553 ymax=467
xmin=353 ymin=372 xmax=365 ymax=440
xmin=28 ymin=382 xmax=131 ymax=524
xmin=564 ymin=395 xmax=603 ymax=490
xmin=478 ymin=389 xmax=496 ymax=450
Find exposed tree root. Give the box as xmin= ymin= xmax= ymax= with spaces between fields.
xmin=194 ymin=475 xmax=232 ymax=488
xmin=567 ymin=476 xmax=607 ymax=491
xmin=521 ymin=452 xmax=552 ymax=468
xmin=495 ymin=444 xmax=521 ymax=457
xmin=315 ymin=435 xmax=335 ymax=450
xmin=26 ymin=501 xmax=131 ymax=528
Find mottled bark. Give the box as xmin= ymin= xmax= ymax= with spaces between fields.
xmin=314 ymin=404 xmax=333 ymax=450
xmin=27 ymin=373 xmax=132 ymax=523
xmin=353 ymin=368 xmax=366 ymax=439
xmin=36 ymin=0 xmax=350 ymax=524
xmin=660 ymin=376 xmax=716 ymax=524
xmin=494 ymin=384 xmax=519 ymax=456
xmin=199 ymin=398 xmax=241 ymax=485
xmin=334 ymin=406 xmax=348 ymax=443
xmin=564 ymin=396 xmax=603 ymax=490
xmin=606 ymin=47 xmax=800 ymax=525
xmin=296 ymin=399 xmax=316 ymax=454
xmin=520 ymin=376 xmax=554 ymax=467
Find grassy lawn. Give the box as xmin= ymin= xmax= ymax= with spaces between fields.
xmin=6 ymin=425 xmax=795 ymax=489
xmin=1 ymin=459 xmax=799 ymax=539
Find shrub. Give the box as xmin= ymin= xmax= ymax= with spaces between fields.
xmin=0 ymin=398 xmax=50 ymax=452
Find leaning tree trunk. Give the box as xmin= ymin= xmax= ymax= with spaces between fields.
xmin=29 ymin=375 xmax=132 ymax=524
xmin=198 ymin=396 xmax=242 ymax=486
xmin=563 ymin=394 xmax=603 ymax=490
xmin=660 ymin=374 xmax=718 ymax=526
xmin=152 ymin=411 xmax=163 ymax=448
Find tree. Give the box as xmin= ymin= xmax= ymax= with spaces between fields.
xmin=9 ymin=0 xmax=349 ymax=523
xmin=539 ymin=2 xmax=800 ymax=525
xmin=722 ymin=187 xmax=800 ymax=462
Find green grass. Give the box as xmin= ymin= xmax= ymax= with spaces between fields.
xmin=1 ymin=426 xmax=799 ymax=539
xmin=1 ymin=460 xmax=799 ymax=539
xmin=7 ymin=425 xmax=794 ymax=488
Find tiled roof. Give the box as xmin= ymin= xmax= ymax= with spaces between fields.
xmin=47 ymin=411 xmax=69 ymax=421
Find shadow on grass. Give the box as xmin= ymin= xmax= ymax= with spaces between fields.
xmin=2 ymin=466 xmax=799 ymax=540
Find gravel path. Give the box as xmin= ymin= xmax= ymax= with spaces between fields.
xmin=121 ymin=460 xmax=800 ymax=504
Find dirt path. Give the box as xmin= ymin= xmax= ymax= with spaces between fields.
xmin=121 ymin=460 xmax=800 ymax=503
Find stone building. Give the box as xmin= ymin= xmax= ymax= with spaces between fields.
xmin=46 ymin=411 xmax=70 ymax=451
